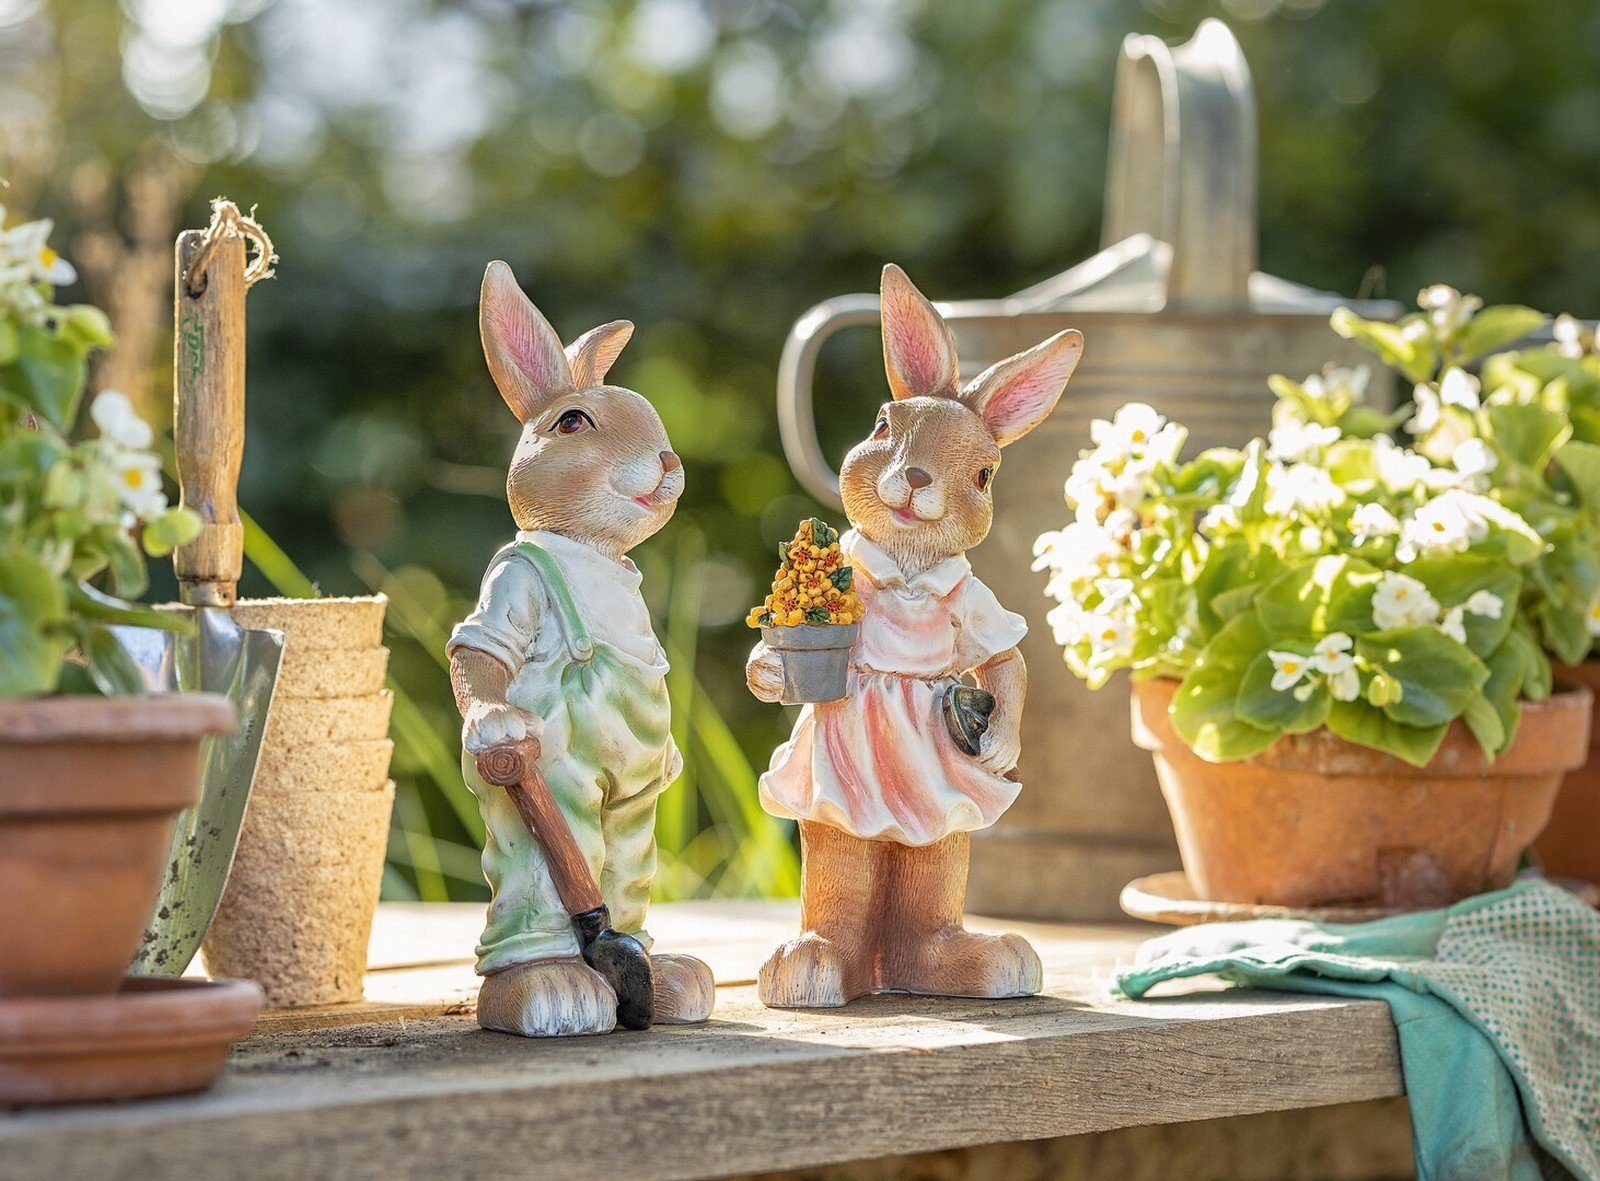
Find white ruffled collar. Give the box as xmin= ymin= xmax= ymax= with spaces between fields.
xmin=842 ymin=529 xmax=969 ymax=597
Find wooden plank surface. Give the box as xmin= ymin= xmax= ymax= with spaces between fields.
xmin=0 ymin=902 xmax=1404 ymax=1181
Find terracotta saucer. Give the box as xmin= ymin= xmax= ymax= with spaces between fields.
xmin=1120 ymin=871 xmax=1405 ymax=927
xmin=0 ymin=976 xmax=263 ymax=1106
xmin=1121 ymin=870 xmax=1600 ymax=928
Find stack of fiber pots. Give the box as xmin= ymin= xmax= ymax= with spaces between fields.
xmin=202 ymin=596 xmax=393 ymax=1007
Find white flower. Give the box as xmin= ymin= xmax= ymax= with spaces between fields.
xmin=1269 ymin=649 xmax=1312 ymax=693
xmin=1439 ymin=605 xmax=1468 ymax=644
xmin=1349 ymin=502 xmax=1401 ymax=541
xmin=1406 ymin=383 xmax=1443 ymax=436
xmin=1588 ymin=597 xmax=1600 ymax=639
xmin=1373 ymin=571 xmax=1441 ymax=630
xmin=1090 ymin=403 xmax=1165 ymax=459
xmin=1311 ymin=633 xmax=1360 ymax=701
xmin=1554 ymin=314 xmax=1596 ymax=359
xmin=1083 ymin=608 xmax=1135 ymax=666
xmin=1400 ymin=495 xmax=1480 ymax=559
xmin=1418 ymin=285 xmax=1483 ymax=335
xmin=1032 ymin=523 xmax=1122 ymax=588
xmin=1374 ymin=436 xmax=1433 ymax=493
xmin=1046 ymin=600 xmax=1091 ymax=647
xmin=112 ymin=450 xmax=167 ymax=518
xmin=1302 ymin=366 xmax=1371 ymax=403
xmin=1267 ymin=419 xmax=1342 ymax=464
xmin=1451 ymin=438 xmax=1497 ymax=480
xmin=1439 ymin=367 xmax=1482 ymax=411
xmin=0 ymin=217 xmax=77 ymax=287
xmin=1199 ymin=504 xmax=1240 ymax=535
xmin=1298 ymin=524 xmax=1323 ymax=551
xmin=1095 ymin=577 xmax=1135 ymax=608
xmin=1265 ymin=462 xmax=1345 ymax=515
xmin=90 ymin=390 xmax=154 ymax=450
xmin=1465 ymin=590 xmax=1503 ymax=619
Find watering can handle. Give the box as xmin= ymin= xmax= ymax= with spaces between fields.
xmin=1100 ymin=18 xmax=1256 ymax=311
xmin=173 ymin=228 xmax=248 ymax=608
xmin=775 ymin=293 xmax=880 ymax=508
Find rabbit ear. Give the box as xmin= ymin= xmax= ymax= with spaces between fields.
xmin=961 ymin=329 xmax=1082 ymax=447
xmin=565 ymin=320 xmax=633 ymax=390
xmin=880 ymin=263 xmax=959 ymax=401
xmin=479 ymin=260 xmax=573 ymax=423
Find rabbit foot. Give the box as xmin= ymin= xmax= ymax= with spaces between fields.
xmin=650 ymin=953 xmax=714 ymax=1024
xmin=758 ymin=931 xmax=871 ymax=1009
xmin=881 ymin=929 xmax=1042 ymax=999
xmin=477 ymin=956 xmax=618 ymax=1037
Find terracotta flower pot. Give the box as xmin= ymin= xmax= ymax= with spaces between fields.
xmin=1130 ymin=678 xmax=1592 ymax=910
xmin=0 ymin=693 xmax=238 ymax=997
xmin=1537 ymin=660 xmax=1600 ymax=884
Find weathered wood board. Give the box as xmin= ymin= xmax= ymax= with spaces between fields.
xmin=0 ymin=902 xmax=1404 ymax=1180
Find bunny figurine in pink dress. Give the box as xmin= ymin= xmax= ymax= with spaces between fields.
xmin=747 ymin=264 xmax=1082 ymax=1007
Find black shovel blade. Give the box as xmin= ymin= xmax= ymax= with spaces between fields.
xmin=584 ymin=929 xmax=654 ymax=1030
xmin=571 ymin=906 xmax=654 ymax=1030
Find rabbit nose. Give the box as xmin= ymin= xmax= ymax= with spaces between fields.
xmin=660 ymin=450 xmax=681 ymax=473
xmin=905 ymin=466 xmax=932 ymax=490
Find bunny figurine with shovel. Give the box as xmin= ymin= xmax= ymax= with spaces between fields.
xmin=448 ymin=261 xmax=713 ymax=1037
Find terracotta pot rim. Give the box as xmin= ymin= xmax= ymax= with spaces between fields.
xmin=0 ymin=692 xmax=237 ymax=744
xmin=0 ymin=976 xmax=263 ymax=1043
xmin=1133 ymin=677 xmax=1593 ymax=778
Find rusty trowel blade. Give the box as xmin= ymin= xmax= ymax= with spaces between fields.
xmin=116 ymin=607 xmax=283 ymax=975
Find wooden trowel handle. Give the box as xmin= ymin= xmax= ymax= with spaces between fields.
xmin=173 ymin=228 xmax=247 ymax=608
xmin=476 ymin=739 xmax=604 ymax=915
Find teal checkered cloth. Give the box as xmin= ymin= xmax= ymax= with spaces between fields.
xmin=1114 ymin=879 xmax=1600 ymax=1181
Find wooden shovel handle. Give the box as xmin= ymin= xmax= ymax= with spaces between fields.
xmin=173 ymin=228 xmax=247 ymax=607
xmin=476 ymin=738 xmax=604 ymax=915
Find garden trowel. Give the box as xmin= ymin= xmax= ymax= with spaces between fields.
xmin=120 ymin=225 xmax=283 ymax=975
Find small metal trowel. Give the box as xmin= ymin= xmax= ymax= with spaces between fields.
xmin=120 ymin=223 xmax=284 ymax=975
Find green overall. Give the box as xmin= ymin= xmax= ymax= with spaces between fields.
xmin=462 ymin=541 xmax=676 ymax=975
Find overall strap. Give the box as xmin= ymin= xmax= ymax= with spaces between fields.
xmin=514 ymin=541 xmax=595 ymax=664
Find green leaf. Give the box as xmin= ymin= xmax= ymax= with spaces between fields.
xmin=0 ymin=324 xmax=86 ymax=430
xmin=1331 ymin=309 xmax=1435 ymax=383
xmin=1326 ymin=700 xmax=1448 ymax=767
xmin=1454 ymin=305 xmax=1546 ymax=363
xmin=1402 ymin=556 xmax=1519 ymax=657
xmin=803 ymin=605 xmax=830 ymax=625
xmin=1555 ymin=440 xmax=1600 ymax=510
xmin=1235 ymin=650 xmax=1332 ymax=734
xmin=1256 ymin=555 xmax=1381 ymax=638
xmin=1536 ymin=601 xmax=1591 ymax=666
xmin=0 ymin=319 xmax=18 ymax=365
xmin=141 ymin=507 xmax=202 ymax=558
xmin=1470 ymin=639 xmax=1529 ymax=757
xmin=57 ymin=304 xmax=116 ymax=351
xmin=80 ymin=624 xmax=146 ymax=696
xmin=0 ymin=547 xmax=69 ymax=697
xmin=828 ymin=566 xmax=853 ymax=592
xmin=1170 ymin=614 xmax=1278 ymax=762
xmin=1357 ymin=628 xmax=1488 ymax=728
xmin=67 ymin=582 xmax=195 ymax=633
xmin=1483 ymin=402 xmax=1568 ymax=469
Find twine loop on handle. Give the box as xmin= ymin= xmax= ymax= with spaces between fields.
xmin=182 ymin=197 xmax=278 ymax=297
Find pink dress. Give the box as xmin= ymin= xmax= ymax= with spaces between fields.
xmin=759 ymin=530 xmax=1028 ymax=846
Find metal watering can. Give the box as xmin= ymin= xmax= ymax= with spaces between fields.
xmin=775 ymin=20 xmax=1400 ymax=920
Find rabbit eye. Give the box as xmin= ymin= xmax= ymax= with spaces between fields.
xmin=553 ymin=409 xmax=594 ymax=435
xmin=871 ymin=416 xmax=889 ymax=439
xmin=976 ymin=467 xmax=993 ymax=490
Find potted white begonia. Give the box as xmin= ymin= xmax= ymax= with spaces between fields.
xmin=1035 ymin=288 xmax=1592 ymax=910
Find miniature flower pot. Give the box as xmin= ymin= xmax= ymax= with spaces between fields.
xmin=0 ymin=693 xmax=238 ymax=997
xmin=200 ymin=595 xmax=393 ymax=1008
xmin=1131 ymin=677 xmax=1592 ymax=910
xmin=761 ymin=623 xmax=859 ymax=704
xmin=1537 ymin=660 xmax=1600 ymax=884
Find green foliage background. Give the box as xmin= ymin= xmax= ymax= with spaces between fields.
xmin=6 ymin=0 xmax=1600 ymax=900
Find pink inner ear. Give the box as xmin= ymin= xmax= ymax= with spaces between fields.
xmin=490 ymin=298 xmax=568 ymax=395
xmin=886 ymin=315 xmax=945 ymax=394
xmin=971 ymin=333 xmax=1081 ymax=444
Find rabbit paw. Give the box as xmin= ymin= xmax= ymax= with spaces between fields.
xmin=974 ymin=722 xmax=1020 ymax=775
xmin=463 ymin=702 xmax=543 ymax=755
xmin=746 ymin=643 xmax=785 ymax=704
